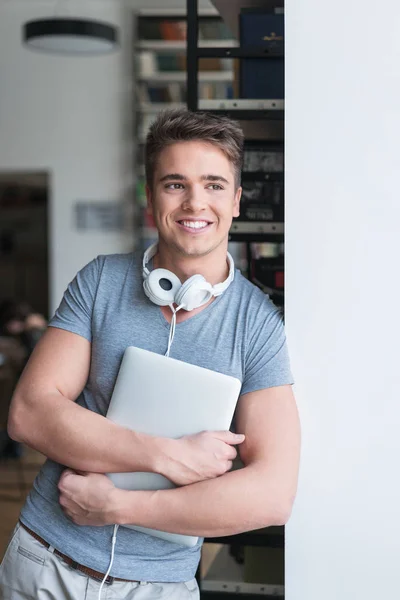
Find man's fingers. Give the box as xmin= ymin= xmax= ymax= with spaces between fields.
xmin=61 ymin=468 xmax=74 ymax=477
xmin=226 ymin=445 xmax=238 ymax=460
xmin=212 ymin=431 xmax=245 ymax=445
xmin=58 ymin=472 xmax=71 ymax=491
xmin=58 ymin=469 xmax=81 ymax=492
xmin=59 ymin=494 xmax=67 ymax=507
xmin=59 ymin=468 xmax=76 ymax=483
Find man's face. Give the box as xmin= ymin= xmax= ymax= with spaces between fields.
xmin=147 ymin=141 xmax=241 ymax=259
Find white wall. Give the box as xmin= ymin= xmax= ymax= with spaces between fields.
xmin=285 ymin=1 xmax=400 ymax=599
xmin=0 ymin=1 xmax=134 ymax=313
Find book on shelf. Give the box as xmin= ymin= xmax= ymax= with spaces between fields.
xmin=138 ymin=17 xmax=233 ymax=42
xmin=141 ymin=84 xmax=186 ymax=104
xmin=156 ymin=54 xmax=185 ymax=72
xmin=159 ymin=20 xmax=186 ymax=41
xmin=240 ymin=11 xmax=284 ymax=100
xmin=138 ymin=81 xmax=233 ymax=105
xmin=199 ymin=20 xmax=233 ymax=40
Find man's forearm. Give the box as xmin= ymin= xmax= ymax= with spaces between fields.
xmin=8 ymin=390 xmax=168 ymax=474
xmin=116 ymin=464 xmax=290 ymax=538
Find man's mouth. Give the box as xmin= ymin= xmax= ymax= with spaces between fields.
xmin=177 ymin=220 xmax=211 ymax=231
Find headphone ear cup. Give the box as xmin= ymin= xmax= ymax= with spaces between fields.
xmin=175 ymin=275 xmax=213 ymax=311
xmin=143 ymin=268 xmax=182 ymax=306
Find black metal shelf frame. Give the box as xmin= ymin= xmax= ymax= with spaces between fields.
xmin=205 ymin=531 xmax=284 ymax=549
xmin=197 ymin=44 xmax=284 ymax=58
xmin=241 ymin=172 xmax=283 ymax=182
xmin=200 ymin=109 xmax=284 ymax=120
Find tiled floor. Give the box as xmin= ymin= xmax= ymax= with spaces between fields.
xmin=0 ymin=445 xmax=45 ymax=559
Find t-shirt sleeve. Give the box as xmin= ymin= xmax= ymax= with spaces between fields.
xmin=241 ymin=305 xmax=294 ymax=395
xmin=48 ymin=257 xmax=103 ymax=342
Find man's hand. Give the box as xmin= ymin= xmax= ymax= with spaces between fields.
xmin=58 ymin=431 xmax=245 ymax=525
xmin=58 ymin=469 xmax=121 ymax=526
xmin=162 ymin=430 xmax=245 ymax=486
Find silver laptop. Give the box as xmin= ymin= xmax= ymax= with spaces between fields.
xmin=106 ymin=346 xmax=242 ymax=547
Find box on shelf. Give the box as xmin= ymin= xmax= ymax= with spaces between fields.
xmin=240 ymin=10 xmax=284 ymax=100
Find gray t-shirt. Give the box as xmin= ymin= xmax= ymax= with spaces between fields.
xmin=20 ymin=252 xmax=293 ymax=582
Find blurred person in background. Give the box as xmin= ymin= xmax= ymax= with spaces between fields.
xmin=0 ymin=300 xmax=46 ymax=458
xmin=0 ymin=300 xmax=47 ymax=357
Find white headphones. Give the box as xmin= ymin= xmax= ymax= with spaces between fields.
xmin=142 ymin=242 xmax=235 ymax=311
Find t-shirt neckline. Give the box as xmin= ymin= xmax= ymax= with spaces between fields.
xmin=156 ymin=275 xmax=238 ymax=330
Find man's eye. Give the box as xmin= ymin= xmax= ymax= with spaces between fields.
xmin=208 ymin=184 xmax=223 ymax=190
xmin=166 ymin=183 xmax=184 ymax=190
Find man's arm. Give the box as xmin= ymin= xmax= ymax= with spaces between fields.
xmin=8 ymin=327 xmax=241 ymax=480
xmin=100 ymin=384 xmax=301 ymax=536
xmin=8 ymin=327 xmax=167 ymax=473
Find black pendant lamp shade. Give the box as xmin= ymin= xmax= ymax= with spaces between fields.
xmin=23 ymin=18 xmax=119 ymax=55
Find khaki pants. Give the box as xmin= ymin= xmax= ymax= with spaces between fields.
xmin=0 ymin=523 xmax=199 ymax=599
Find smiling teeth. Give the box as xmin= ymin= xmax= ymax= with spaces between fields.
xmin=182 ymin=221 xmax=208 ymax=229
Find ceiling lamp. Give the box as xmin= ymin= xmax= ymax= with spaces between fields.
xmin=23 ymin=18 xmax=119 ymax=55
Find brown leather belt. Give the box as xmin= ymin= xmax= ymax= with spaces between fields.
xmin=19 ymin=522 xmax=138 ymax=585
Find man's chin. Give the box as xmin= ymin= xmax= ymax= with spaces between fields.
xmin=176 ymin=247 xmax=210 ymax=259
xmin=174 ymin=242 xmax=226 ymax=259
xmin=158 ymin=232 xmax=228 ymax=259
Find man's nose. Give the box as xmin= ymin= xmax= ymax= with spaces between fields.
xmin=182 ymin=186 xmax=206 ymax=211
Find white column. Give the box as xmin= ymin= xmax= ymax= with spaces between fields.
xmin=285 ymin=1 xmax=400 ymax=598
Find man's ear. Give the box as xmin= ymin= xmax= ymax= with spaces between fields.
xmin=146 ymin=184 xmax=153 ymax=215
xmin=233 ymin=186 xmax=242 ymax=218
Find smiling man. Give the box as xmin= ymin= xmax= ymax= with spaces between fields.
xmin=150 ymin=142 xmax=240 ymax=259
xmin=1 ymin=110 xmax=301 ymax=600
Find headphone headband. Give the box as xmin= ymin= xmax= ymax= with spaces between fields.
xmin=142 ymin=242 xmax=158 ymax=279
xmin=142 ymin=242 xmax=235 ymax=299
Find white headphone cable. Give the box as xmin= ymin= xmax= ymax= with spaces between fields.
xmin=98 ymin=524 xmax=119 ymax=600
xmin=165 ymin=304 xmax=183 ymax=358
xmin=98 ymin=304 xmax=182 ymax=598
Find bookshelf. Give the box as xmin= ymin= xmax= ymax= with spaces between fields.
xmin=133 ymin=8 xmax=237 ymax=250
xmin=186 ymin=0 xmax=285 ymax=308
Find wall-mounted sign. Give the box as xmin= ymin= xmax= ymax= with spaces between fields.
xmin=75 ymin=201 xmax=125 ymax=232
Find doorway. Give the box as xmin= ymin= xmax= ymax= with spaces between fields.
xmin=0 ymin=172 xmax=49 ymax=319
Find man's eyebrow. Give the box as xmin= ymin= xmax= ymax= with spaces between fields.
xmin=200 ymin=174 xmax=230 ymax=185
xmin=158 ymin=173 xmax=230 ymax=184
xmin=159 ymin=173 xmax=187 ymax=182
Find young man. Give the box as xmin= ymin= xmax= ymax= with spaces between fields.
xmin=1 ymin=110 xmax=300 ymax=599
